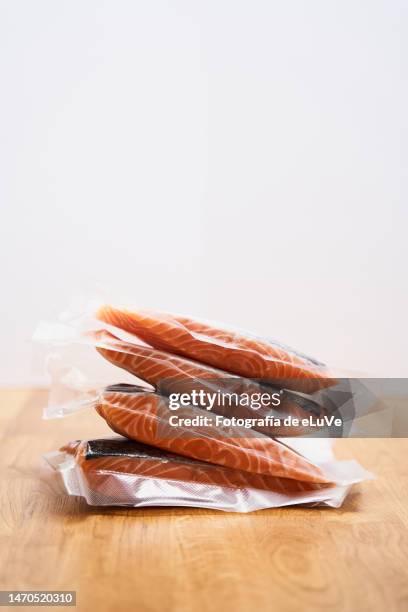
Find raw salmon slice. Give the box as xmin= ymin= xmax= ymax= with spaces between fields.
xmin=95 ymin=385 xmax=331 ymax=484
xmin=65 ymin=438 xmax=330 ymax=497
xmin=97 ymin=305 xmax=336 ymax=393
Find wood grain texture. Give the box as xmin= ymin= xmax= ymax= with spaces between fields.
xmin=0 ymin=389 xmax=407 ymax=612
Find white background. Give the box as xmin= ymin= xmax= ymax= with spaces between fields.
xmin=1 ymin=0 xmax=407 ymax=385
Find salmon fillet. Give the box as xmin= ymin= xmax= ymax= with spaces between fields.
xmin=64 ymin=438 xmax=331 ymax=498
xmin=95 ymin=386 xmax=331 ymax=484
xmin=97 ymin=305 xmax=335 ymax=393
xmin=93 ymin=330 xmax=329 ymax=436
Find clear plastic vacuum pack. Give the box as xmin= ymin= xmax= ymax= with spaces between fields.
xmin=45 ymin=436 xmax=373 ymax=512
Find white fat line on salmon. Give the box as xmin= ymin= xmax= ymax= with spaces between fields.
xmin=168 ymin=414 xmax=343 ymax=429
xmin=168 ymin=390 xmax=282 ymax=411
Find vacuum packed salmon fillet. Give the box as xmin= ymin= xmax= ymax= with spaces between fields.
xmin=62 ymin=438 xmax=331 ymax=497
xmin=95 ymin=385 xmax=331 ymax=484
xmin=97 ymin=305 xmax=336 ymax=393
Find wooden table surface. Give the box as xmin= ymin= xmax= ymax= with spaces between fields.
xmin=1 ymin=389 xmax=407 ymax=612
